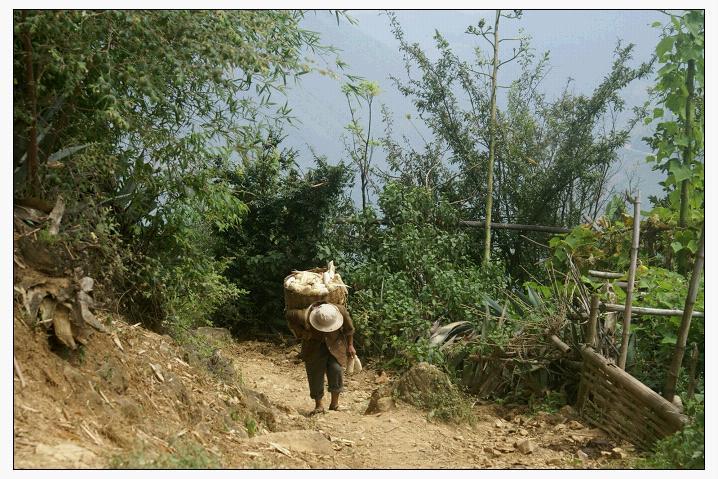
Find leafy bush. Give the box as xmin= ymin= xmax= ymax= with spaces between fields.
xmin=212 ymin=143 xmax=354 ymax=334
xmin=637 ymin=396 xmax=704 ymax=469
xmin=323 ymin=182 xmax=507 ymax=367
xmin=13 ymin=10 xmax=345 ymax=338
xmin=548 ymin=213 xmax=704 ymax=392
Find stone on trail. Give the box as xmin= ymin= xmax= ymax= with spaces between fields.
xmin=567 ymin=420 xmax=584 ymax=430
xmin=577 ymin=449 xmax=589 ymax=461
xmin=611 ymin=447 xmax=627 ymax=459
xmin=194 ymin=326 xmax=233 ymax=345
xmin=364 ymin=383 xmax=395 ymax=414
xmin=514 ymin=438 xmax=536 ymax=455
xmin=35 ymin=443 xmax=97 ymax=468
xmin=559 ymin=405 xmax=576 ymax=417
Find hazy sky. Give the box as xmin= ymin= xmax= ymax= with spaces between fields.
xmin=282 ymin=9 xmax=668 ymax=206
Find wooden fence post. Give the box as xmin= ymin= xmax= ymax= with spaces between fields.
xmin=618 ymin=191 xmax=640 ymax=370
xmin=663 ymin=224 xmax=705 ymax=402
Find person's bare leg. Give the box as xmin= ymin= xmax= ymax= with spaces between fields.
xmin=329 ymin=391 xmax=340 ymax=410
xmin=310 ymin=398 xmax=324 ymax=415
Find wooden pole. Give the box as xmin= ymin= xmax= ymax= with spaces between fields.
xmin=336 ymin=218 xmax=573 ymax=234
xmin=461 ymin=221 xmax=572 ymax=234
xmin=618 ymin=191 xmax=641 ymax=370
xmin=663 ymin=224 xmax=705 ymax=402
xmin=586 ymin=294 xmax=600 ymax=348
xmin=601 ymin=303 xmax=704 ymax=318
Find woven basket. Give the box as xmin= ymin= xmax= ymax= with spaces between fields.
xmin=283 ymin=267 xmax=347 ymax=310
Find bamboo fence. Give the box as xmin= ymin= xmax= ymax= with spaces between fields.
xmin=576 ymin=346 xmax=688 ymax=450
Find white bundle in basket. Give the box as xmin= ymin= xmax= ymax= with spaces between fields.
xmin=284 ymin=261 xmax=345 ymax=296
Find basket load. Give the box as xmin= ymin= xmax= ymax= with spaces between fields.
xmin=284 ymin=261 xmax=347 ymax=310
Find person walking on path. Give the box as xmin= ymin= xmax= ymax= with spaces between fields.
xmin=286 ymin=301 xmax=356 ymax=415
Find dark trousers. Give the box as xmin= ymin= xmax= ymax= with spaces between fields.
xmin=303 ymin=340 xmax=344 ymax=400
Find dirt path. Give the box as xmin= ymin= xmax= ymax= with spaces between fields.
xmin=13 ymin=309 xmax=634 ymax=470
xmin=227 ymin=340 xmax=631 ymax=469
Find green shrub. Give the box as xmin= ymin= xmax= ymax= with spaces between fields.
xmin=110 ymin=439 xmax=220 ymax=469
xmin=636 ymin=397 xmax=704 ymax=469
xmin=413 ymin=387 xmax=476 ymax=425
xmin=212 ymin=148 xmax=354 ymax=334
xmin=322 ymin=182 xmax=507 ymax=367
xmin=244 ymin=417 xmax=258 ymax=438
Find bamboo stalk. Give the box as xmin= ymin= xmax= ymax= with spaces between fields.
xmin=601 ymin=303 xmax=704 ymax=318
xmin=482 ymin=9 xmax=501 ymax=266
xmin=461 ymin=220 xmax=572 ymax=234
xmin=618 ymin=192 xmax=641 ymax=370
xmin=588 ymin=270 xmax=624 ymax=279
xmin=550 ymin=335 xmax=571 ymax=354
xmin=335 ymin=217 xmax=574 ymax=233
xmin=663 ymin=224 xmax=705 ymax=402
xmin=686 ymin=343 xmax=699 ymax=400
xmin=678 ymin=59 xmax=695 ymax=229
xmin=586 ymin=294 xmax=600 ymax=348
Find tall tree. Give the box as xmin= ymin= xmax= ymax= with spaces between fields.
xmin=342 ymin=80 xmax=381 ymax=211
xmin=12 ymin=10 xmax=347 ymax=330
xmin=387 ymin=13 xmax=649 ymax=278
xmin=467 ymin=10 xmax=529 ymax=265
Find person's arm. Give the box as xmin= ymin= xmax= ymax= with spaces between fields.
xmin=337 ymin=305 xmax=356 ymax=357
xmin=346 ymin=333 xmax=356 ymax=358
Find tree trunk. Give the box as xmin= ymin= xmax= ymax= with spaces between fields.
xmin=663 ymin=223 xmax=704 ymax=402
xmin=618 ymin=192 xmax=640 ymax=370
xmin=482 ymin=10 xmax=501 ymax=266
